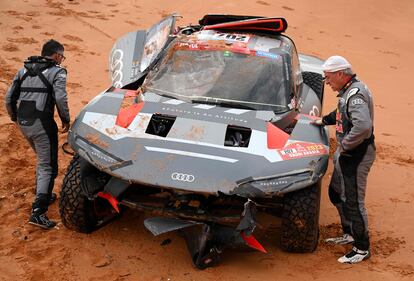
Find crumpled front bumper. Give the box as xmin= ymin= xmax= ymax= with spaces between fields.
xmin=143 ymin=199 xmax=266 ymax=269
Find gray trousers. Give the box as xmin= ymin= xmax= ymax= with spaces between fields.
xmin=19 ymin=118 xmax=58 ymax=212
xmin=329 ymin=142 xmax=376 ymax=250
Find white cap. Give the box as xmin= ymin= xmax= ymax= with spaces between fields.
xmin=322 ymin=55 xmax=352 ymax=72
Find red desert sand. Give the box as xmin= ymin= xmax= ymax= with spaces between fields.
xmin=0 ymin=0 xmax=413 ymax=280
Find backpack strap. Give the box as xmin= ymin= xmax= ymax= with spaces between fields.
xmin=20 ymin=63 xmax=54 ymax=94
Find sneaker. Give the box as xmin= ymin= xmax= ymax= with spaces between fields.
xmin=325 ymin=234 xmax=354 ymax=245
xmin=338 ymin=247 xmax=371 ymax=264
xmin=28 ymin=213 xmax=56 ymax=230
xmin=49 ymin=193 xmax=57 ymax=205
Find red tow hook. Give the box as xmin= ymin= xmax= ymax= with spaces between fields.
xmin=97 ymin=191 xmax=120 ymax=213
xmin=241 ymin=231 xmax=267 ymax=253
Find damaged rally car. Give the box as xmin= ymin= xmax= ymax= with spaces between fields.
xmin=59 ymin=14 xmax=328 ymax=268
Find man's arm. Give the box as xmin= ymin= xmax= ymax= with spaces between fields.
xmin=5 ymin=71 xmax=22 ymax=122
xmin=322 ymin=109 xmax=337 ymax=125
xmin=53 ymin=68 xmax=70 ymax=130
xmin=341 ymin=94 xmax=372 ymax=151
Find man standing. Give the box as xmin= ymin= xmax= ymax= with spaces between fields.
xmin=313 ymin=55 xmax=375 ymax=263
xmin=5 ymin=39 xmax=70 ymax=229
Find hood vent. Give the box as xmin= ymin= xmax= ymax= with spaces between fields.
xmin=224 ymin=125 xmax=252 ymax=147
xmin=146 ymin=114 xmax=176 ymax=137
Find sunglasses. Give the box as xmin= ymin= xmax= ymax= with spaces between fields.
xmin=56 ymin=52 xmax=66 ymax=61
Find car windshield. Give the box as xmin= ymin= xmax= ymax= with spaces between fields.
xmin=144 ymin=40 xmax=290 ymax=111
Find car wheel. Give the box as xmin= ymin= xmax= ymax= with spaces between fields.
xmin=302 ymin=71 xmax=324 ymax=102
xmin=279 ymin=181 xmax=321 ymax=252
xmin=59 ymin=155 xmax=114 ymax=233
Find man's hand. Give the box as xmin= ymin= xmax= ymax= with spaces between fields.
xmin=310 ymin=119 xmax=324 ymax=126
xmin=61 ymin=122 xmax=70 ymax=133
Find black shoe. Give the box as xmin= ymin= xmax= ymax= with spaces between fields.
xmin=28 ymin=213 xmax=56 ymax=230
xmin=49 ymin=193 xmax=57 ymax=205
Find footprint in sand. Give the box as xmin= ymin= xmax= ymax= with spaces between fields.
xmin=67 ymin=82 xmax=82 ymax=90
xmin=386 ymin=264 xmax=414 ymax=277
xmin=125 ymin=20 xmax=137 ymax=26
xmin=256 ymin=0 xmax=270 ymax=5
xmin=4 ymin=10 xmax=22 ymax=16
xmin=63 ymin=34 xmax=83 ymax=42
xmin=25 ymin=11 xmax=40 ymax=17
xmin=64 ymin=43 xmax=82 ymax=52
xmin=379 ymin=50 xmax=400 ymax=57
xmin=372 ymin=236 xmax=406 ymax=258
xmin=2 ymin=43 xmax=19 ymax=52
xmin=7 ymin=37 xmax=38 ymax=44
xmin=282 ymin=6 xmax=295 ymax=11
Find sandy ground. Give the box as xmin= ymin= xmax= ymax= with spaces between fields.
xmin=1 ymin=0 xmax=414 ymax=280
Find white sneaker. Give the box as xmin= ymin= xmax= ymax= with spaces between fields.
xmin=325 ymin=234 xmax=354 ymax=245
xmin=338 ymin=247 xmax=371 ymax=264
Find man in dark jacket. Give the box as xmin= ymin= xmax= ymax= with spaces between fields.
xmin=313 ymin=55 xmax=375 ymax=263
xmin=5 ymin=39 xmax=70 ymax=229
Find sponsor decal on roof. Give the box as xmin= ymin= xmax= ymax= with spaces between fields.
xmin=255 ymin=51 xmax=279 ymax=60
xmin=211 ymin=32 xmax=250 ymax=43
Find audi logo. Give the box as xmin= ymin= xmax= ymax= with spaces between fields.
xmin=171 ymin=172 xmax=195 ymax=183
xmin=110 ymin=49 xmax=124 ymax=88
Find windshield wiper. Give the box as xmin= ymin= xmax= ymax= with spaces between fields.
xmin=144 ymin=86 xmax=185 ymax=101
xmin=273 ymin=107 xmax=290 ymax=114
xmin=191 ymin=99 xmax=256 ymax=110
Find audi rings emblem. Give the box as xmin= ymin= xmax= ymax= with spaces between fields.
xmin=110 ymin=49 xmax=124 ymax=88
xmin=171 ymin=172 xmax=195 ymax=183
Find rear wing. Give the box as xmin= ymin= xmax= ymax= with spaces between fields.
xmin=200 ymin=14 xmax=288 ymax=34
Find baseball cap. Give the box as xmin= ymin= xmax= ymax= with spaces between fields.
xmin=322 ymin=55 xmax=352 ymax=72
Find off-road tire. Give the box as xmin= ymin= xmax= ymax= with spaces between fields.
xmin=59 ymin=155 xmax=109 ymax=233
xmin=280 ymin=182 xmax=321 ymax=252
xmin=302 ymin=71 xmax=324 ymax=102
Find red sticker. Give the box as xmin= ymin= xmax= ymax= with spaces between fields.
xmin=278 ymin=142 xmax=327 ymax=160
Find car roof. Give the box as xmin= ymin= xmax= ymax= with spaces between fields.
xmin=175 ymin=29 xmax=294 ymax=55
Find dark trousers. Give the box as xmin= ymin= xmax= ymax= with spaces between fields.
xmin=329 ymin=142 xmax=375 ymax=251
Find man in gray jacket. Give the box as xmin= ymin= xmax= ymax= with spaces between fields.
xmin=5 ymin=39 xmax=70 ymax=229
xmin=313 ymin=56 xmax=375 ymax=263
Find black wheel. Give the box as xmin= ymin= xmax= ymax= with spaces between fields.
xmin=302 ymin=71 xmax=324 ymax=102
xmin=280 ymin=182 xmax=321 ymax=252
xmin=59 ymin=155 xmax=114 ymax=233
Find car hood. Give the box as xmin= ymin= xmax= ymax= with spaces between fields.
xmin=69 ymin=89 xmax=329 ymax=197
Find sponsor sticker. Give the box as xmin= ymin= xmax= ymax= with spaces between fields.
xmin=212 ymin=32 xmax=250 ymax=43
xmin=278 ymin=142 xmax=327 ymax=160
xmin=256 ymin=51 xmax=279 ymax=59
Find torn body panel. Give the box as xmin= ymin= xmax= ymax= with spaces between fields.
xmin=143 ymin=199 xmax=264 ymax=269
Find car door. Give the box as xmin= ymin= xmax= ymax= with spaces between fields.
xmin=109 ymin=14 xmax=177 ymax=88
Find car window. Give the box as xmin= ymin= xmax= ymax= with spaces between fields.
xmin=145 ymin=41 xmax=290 ymax=111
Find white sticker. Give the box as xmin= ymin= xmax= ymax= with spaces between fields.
xmin=212 ymin=32 xmax=250 ymax=43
